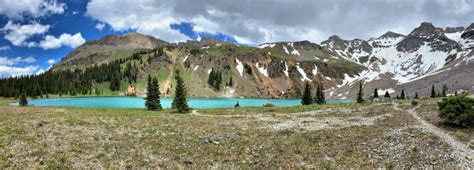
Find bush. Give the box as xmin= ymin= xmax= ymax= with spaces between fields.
xmin=438 ymin=93 xmax=474 ymax=127
xmin=263 ymin=103 xmax=275 ymax=107
xmin=411 ymin=100 xmax=418 ymax=106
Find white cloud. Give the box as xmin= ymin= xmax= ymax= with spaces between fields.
xmin=0 ymin=65 xmax=39 ymax=77
xmin=86 ymin=0 xmax=474 ymax=44
xmin=1 ymin=21 xmax=50 ymax=47
xmin=0 ymin=56 xmax=36 ymax=66
xmin=95 ymin=23 xmax=105 ymax=30
xmin=0 ymin=0 xmax=66 ymax=20
xmin=0 ymin=46 xmax=10 ymax=51
xmin=39 ymin=33 xmax=86 ymax=50
xmin=47 ymin=59 xmax=56 ymax=65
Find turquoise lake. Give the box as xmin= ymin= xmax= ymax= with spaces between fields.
xmin=20 ymin=97 xmax=352 ymax=109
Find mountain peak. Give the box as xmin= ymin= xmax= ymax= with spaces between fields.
xmin=466 ymin=23 xmax=474 ymax=31
xmin=379 ymin=31 xmax=405 ymax=39
xmin=408 ymin=22 xmax=443 ymax=39
xmin=88 ymin=32 xmax=168 ymax=48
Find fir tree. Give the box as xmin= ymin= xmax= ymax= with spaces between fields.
xmin=431 ymin=85 xmax=437 ymax=98
xmin=414 ymin=92 xmax=419 ymax=99
xmin=234 ymin=102 xmax=240 ymax=108
xmin=95 ymin=87 xmax=100 ymax=95
xmin=400 ymin=90 xmax=405 ymax=100
xmin=441 ymin=85 xmax=448 ymax=97
xmin=145 ymin=75 xmax=162 ymax=111
xmin=384 ymin=91 xmax=391 ymax=98
xmin=314 ymin=82 xmax=326 ymax=104
xmin=357 ymin=82 xmax=364 ymax=103
xmin=301 ymin=82 xmax=313 ymax=105
xmin=19 ymin=94 xmax=28 ymax=106
xmin=172 ymin=70 xmax=189 ymax=113
xmin=373 ymin=88 xmax=379 ymax=99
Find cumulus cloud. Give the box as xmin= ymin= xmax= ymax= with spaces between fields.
xmin=1 ymin=21 xmax=50 ymax=47
xmin=0 ymin=56 xmax=35 ymax=66
xmin=0 ymin=46 xmax=10 ymax=51
xmin=47 ymin=59 xmax=56 ymax=65
xmin=0 ymin=65 xmax=39 ymax=77
xmin=0 ymin=0 xmax=66 ymax=20
xmin=95 ymin=23 xmax=105 ymax=31
xmin=0 ymin=56 xmax=38 ymax=77
xmin=39 ymin=33 xmax=85 ymax=50
xmin=86 ymin=0 xmax=474 ymax=44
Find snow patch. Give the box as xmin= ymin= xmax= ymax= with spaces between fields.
xmin=258 ymin=43 xmax=276 ymax=49
xmin=283 ymin=45 xmax=289 ymax=54
xmin=255 ymin=63 xmax=269 ymax=77
xmin=312 ymin=65 xmax=318 ymax=75
xmin=377 ymin=88 xmax=395 ymax=95
xmin=183 ymin=55 xmax=188 ymax=63
xmin=297 ymin=63 xmax=312 ymax=82
xmin=207 ymin=68 xmax=212 ymax=75
xmin=235 ymin=58 xmax=244 ymax=77
xmin=193 ymin=65 xmax=199 ymax=71
xmin=283 ymin=62 xmax=289 ymax=77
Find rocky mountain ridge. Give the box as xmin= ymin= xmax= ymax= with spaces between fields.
xmin=53 ymin=22 xmax=474 ymax=99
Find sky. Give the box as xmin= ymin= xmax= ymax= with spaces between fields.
xmin=0 ymin=0 xmax=473 ymax=77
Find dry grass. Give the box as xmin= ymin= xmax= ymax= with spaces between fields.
xmin=0 ymin=101 xmax=468 ymax=168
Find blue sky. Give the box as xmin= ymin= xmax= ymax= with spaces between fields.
xmin=1 ymin=0 xmax=472 ymax=77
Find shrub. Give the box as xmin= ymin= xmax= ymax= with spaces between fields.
xmin=263 ymin=103 xmax=275 ymax=107
xmin=438 ymin=93 xmax=474 ymax=127
xmin=411 ymin=100 xmax=418 ymax=106
xmin=234 ymin=102 xmax=240 ymax=108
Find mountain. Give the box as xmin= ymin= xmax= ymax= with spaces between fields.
xmin=54 ymin=32 xmax=169 ymax=70
xmin=52 ymin=22 xmax=474 ymax=99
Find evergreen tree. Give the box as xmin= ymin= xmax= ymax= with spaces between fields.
xmin=145 ymin=75 xmax=162 ymax=111
xmin=384 ymin=91 xmax=391 ymax=98
xmin=172 ymin=70 xmax=189 ymax=113
xmin=400 ymin=90 xmax=405 ymax=100
xmin=455 ymin=90 xmax=458 ymax=96
xmin=357 ymin=82 xmax=364 ymax=103
xmin=441 ymin=85 xmax=448 ymax=97
xmin=19 ymin=94 xmax=28 ymax=106
xmin=314 ymin=82 xmax=326 ymax=104
xmin=373 ymin=88 xmax=379 ymax=99
xmin=301 ymin=82 xmax=313 ymax=105
xmin=414 ymin=92 xmax=419 ymax=99
xmin=431 ymin=85 xmax=437 ymax=98
xmin=234 ymin=102 xmax=240 ymax=108
xmin=95 ymin=87 xmax=100 ymax=95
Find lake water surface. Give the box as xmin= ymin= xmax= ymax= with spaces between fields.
xmin=22 ymin=97 xmax=352 ymax=109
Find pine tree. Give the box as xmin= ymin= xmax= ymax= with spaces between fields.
xmin=301 ymin=82 xmax=313 ymax=105
xmin=414 ymin=92 xmax=419 ymax=99
xmin=19 ymin=94 xmax=28 ymax=106
xmin=441 ymin=85 xmax=448 ymax=97
xmin=373 ymin=88 xmax=379 ymax=99
xmin=145 ymin=75 xmax=162 ymax=111
xmin=384 ymin=91 xmax=391 ymax=98
xmin=95 ymin=87 xmax=100 ymax=95
xmin=357 ymin=82 xmax=364 ymax=103
xmin=172 ymin=70 xmax=189 ymax=113
xmin=455 ymin=90 xmax=458 ymax=96
xmin=431 ymin=85 xmax=436 ymax=98
xmin=314 ymin=82 xmax=326 ymax=104
xmin=234 ymin=102 xmax=240 ymax=108
xmin=400 ymin=90 xmax=405 ymax=100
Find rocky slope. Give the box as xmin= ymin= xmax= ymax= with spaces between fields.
xmin=53 ymin=22 xmax=474 ymax=99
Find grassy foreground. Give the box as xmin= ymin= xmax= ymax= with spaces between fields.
xmin=0 ymin=99 xmax=472 ymax=168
